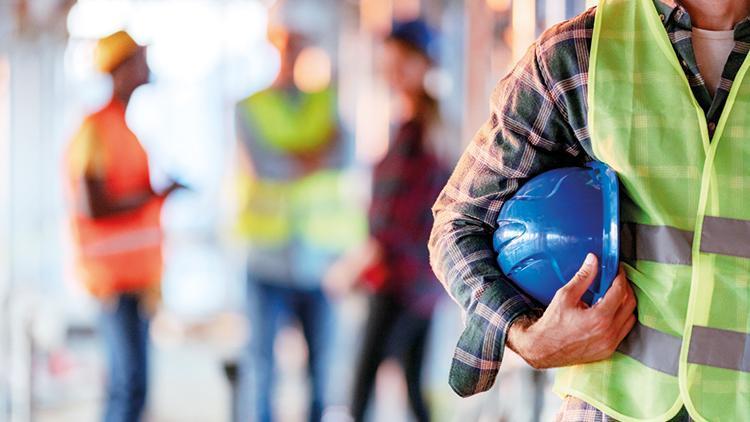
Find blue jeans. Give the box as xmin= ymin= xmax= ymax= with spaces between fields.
xmin=240 ymin=279 xmax=332 ymax=422
xmin=100 ymin=294 xmax=149 ymax=422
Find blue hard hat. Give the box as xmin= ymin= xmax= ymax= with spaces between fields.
xmin=389 ymin=19 xmax=438 ymax=62
xmin=493 ymin=161 xmax=619 ymax=306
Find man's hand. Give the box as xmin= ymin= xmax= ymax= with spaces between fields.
xmin=506 ymin=253 xmax=636 ymax=369
xmin=323 ymin=255 xmax=361 ymax=299
xmin=323 ymin=238 xmax=383 ymax=299
xmin=160 ymin=180 xmax=188 ymax=197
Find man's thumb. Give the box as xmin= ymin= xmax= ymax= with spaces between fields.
xmin=559 ymin=253 xmax=598 ymax=302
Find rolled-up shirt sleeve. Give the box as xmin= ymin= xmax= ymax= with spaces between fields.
xmin=429 ymin=37 xmax=588 ymax=396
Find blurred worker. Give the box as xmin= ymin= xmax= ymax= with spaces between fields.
xmin=325 ymin=20 xmax=449 ymax=422
xmin=234 ymin=29 xmax=365 ymax=422
xmin=430 ymin=0 xmax=750 ymax=421
xmin=65 ymin=31 xmax=182 ymax=422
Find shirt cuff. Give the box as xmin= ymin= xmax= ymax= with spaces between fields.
xmin=448 ymin=284 xmax=537 ymax=397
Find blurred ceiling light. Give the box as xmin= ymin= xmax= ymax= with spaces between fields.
xmin=66 ymin=0 xmax=132 ymax=39
xmin=68 ymin=0 xmax=268 ymax=82
xmin=293 ymin=46 xmax=332 ymax=93
xmin=486 ymin=0 xmax=511 ymax=13
xmin=223 ymin=0 xmax=268 ymax=54
xmin=545 ymin=0 xmax=566 ymax=27
xmin=25 ymin=0 xmax=71 ymax=28
xmin=144 ymin=1 xmax=223 ymax=81
xmin=360 ymin=0 xmax=392 ymax=33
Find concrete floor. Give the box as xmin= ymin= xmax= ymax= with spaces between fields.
xmin=27 ymin=298 xmax=562 ymax=422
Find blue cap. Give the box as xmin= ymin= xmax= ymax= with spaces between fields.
xmin=389 ymin=19 xmax=438 ymax=62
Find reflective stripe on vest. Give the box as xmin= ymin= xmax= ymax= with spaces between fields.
xmin=553 ymin=0 xmax=750 ymax=419
xmin=81 ymin=227 xmax=161 ymax=257
xmin=687 ymin=326 xmax=750 ymax=373
xmin=617 ymin=321 xmax=681 ymax=376
xmin=621 ymin=217 xmax=750 ymax=265
xmin=234 ymin=174 xmax=292 ymax=246
xmin=699 ymin=216 xmax=750 ymax=259
xmin=620 ymin=223 xmax=694 ymax=265
xmin=617 ymin=322 xmax=750 ymax=376
xmin=235 ymin=169 xmax=366 ymax=252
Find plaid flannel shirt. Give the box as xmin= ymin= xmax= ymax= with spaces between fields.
xmin=555 ymin=397 xmax=695 ymax=422
xmin=370 ymin=118 xmax=449 ymax=316
xmin=429 ymin=0 xmax=750 ymax=400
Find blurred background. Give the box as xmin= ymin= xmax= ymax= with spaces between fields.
xmin=0 ymin=0 xmax=596 ymax=421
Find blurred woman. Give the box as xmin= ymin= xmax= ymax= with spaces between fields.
xmin=326 ymin=19 xmax=449 ymax=422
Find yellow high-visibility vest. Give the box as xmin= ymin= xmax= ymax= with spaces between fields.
xmin=554 ymin=0 xmax=750 ymax=420
xmin=235 ymin=87 xmax=366 ymax=252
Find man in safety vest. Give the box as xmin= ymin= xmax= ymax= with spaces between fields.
xmin=429 ymin=0 xmax=750 ymax=421
xmin=234 ymin=29 xmax=365 ymax=422
xmin=66 ymin=31 xmax=182 ymax=422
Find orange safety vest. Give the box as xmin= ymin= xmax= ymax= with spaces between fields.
xmin=66 ymin=99 xmax=163 ymax=297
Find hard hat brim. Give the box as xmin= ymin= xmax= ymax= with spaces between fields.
xmin=588 ymin=160 xmax=620 ymax=304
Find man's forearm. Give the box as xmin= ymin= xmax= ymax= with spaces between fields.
xmin=506 ymin=313 xmax=538 ymax=351
xmin=81 ymin=178 xmax=156 ymax=219
xmin=429 ymin=202 xmax=541 ymax=396
xmin=429 ymin=211 xmax=503 ymax=310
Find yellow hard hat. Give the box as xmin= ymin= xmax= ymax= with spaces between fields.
xmin=94 ymin=31 xmax=140 ymax=73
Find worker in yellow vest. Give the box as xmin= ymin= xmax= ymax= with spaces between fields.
xmin=234 ymin=29 xmax=366 ymax=422
xmin=65 ymin=31 xmax=182 ymax=422
xmin=429 ymin=0 xmax=750 ymax=420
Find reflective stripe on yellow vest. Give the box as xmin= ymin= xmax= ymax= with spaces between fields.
xmin=553 ymin=0 xmax=750 ymax=420
xmin=235 ymin=173 xmax=293 ymax=246
xmin=235 ymin=169 xmax=366 ymax=252
xmin=292 ymin=170 xmax=367 ymax=252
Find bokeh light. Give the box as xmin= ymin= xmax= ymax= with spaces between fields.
xmin=293 ymin=46 xmax=332 ymax=93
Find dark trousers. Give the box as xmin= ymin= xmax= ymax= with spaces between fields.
xmin=100 ymin=294 xmax=149 ymax=422
xmin=350 ymin=293 xmax=432 ymax=422
xmin=242 ymin=280 xmax=332 ymax=422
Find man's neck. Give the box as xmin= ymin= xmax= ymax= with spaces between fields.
xmin=272 ymin=78 xmax=293 ymax=91
xmin=680 ymin=0 xmax=750 ymax=30
xmin=112 ymin=87 xmax=133 ymax=108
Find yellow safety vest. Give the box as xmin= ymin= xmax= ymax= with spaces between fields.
xmin=235 ymin=87 xmax=365 ymax=252
xmin=554 ymin=0 xmax=750 ymax=420
xmin=242 ymin=87 xmax=336 ymax=154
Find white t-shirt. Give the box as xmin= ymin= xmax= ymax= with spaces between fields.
xmin=691 ymin=27 xmax=735 ymax=97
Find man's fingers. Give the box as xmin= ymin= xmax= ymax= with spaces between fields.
xmin=611 ymin=283 xmax=637 ymax=330
xmin=614 ymin=313 xmax=637 ymax=346
xmin=558 ymin=253 xmax=599 ymax=303
xmin=594 ymin=267 xmax=629 ymax=316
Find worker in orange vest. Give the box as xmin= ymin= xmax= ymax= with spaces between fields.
xmin=65 ymin=31 xmax=182 ymax=422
